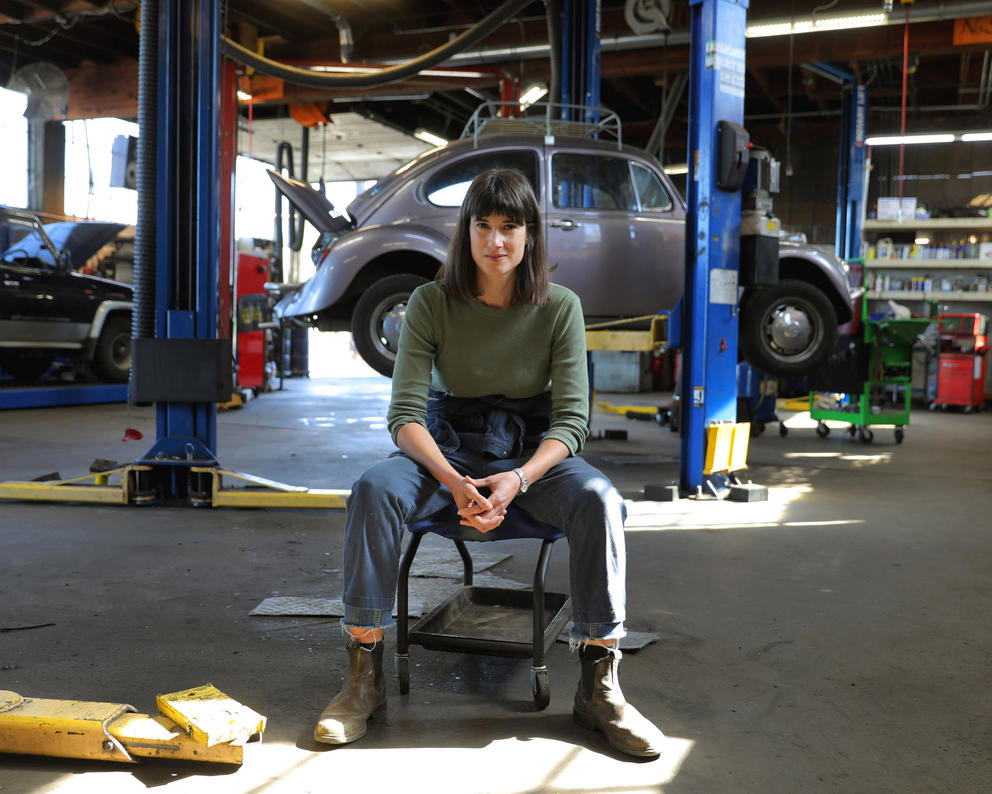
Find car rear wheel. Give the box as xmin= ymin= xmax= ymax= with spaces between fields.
xmin=92 ymin=315 xmax=132 ymax=383
xmin=739 ymin=280 xmax=837 ymax=378
xmin=351 ymin=273 xmax=429 ymax=377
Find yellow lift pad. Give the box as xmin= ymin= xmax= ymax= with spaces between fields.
xmin=157 ymin=684 xmax=266 ymax=748
xmin=0 ymin=686 xmax=262 ymax=765
xmin=703 ymin=422 xmax=751 ymax=475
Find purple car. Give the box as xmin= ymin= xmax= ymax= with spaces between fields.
xmin=271 ymin=115 xmax=856 ymax=379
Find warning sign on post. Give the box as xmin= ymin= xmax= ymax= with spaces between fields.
xmin=710 ymin=268 xmax=738 ymax=305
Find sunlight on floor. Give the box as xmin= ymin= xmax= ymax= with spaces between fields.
xmin=23 ymin=736 xmax=694 ymax=793
xmin=624 ymin=483 xmax=862 ymax=532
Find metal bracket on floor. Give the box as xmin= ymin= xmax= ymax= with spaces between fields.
xmin=0 ymin=463 xmax=348 ymax=509
xmin=0 ymin=685 xmax=264 ymax=765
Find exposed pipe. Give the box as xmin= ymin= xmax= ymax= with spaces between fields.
xmin=220 ymin=0 xmax=534 ymax=89
xmin=132 ymin=0 xmax=156 ymax=342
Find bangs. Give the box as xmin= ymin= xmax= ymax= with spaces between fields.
xmin=462 ymin=172 xmax=534 ymax=224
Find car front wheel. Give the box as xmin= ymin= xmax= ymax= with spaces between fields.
xmin=351 ymin=274 xmax=429 ymax=377
xmin=92 ymin=315 xmax=132 ymax=383
xmin=739 ymin=279 xmax=837 ymax=378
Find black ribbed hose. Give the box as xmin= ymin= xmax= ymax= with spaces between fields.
xmin=219 ymin=0 xmax=534 ymax=90
xmin=132 ymin=0 xmax=157 ymax=341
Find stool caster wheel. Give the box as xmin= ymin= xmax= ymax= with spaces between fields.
xmin=395 ymin=653 xmax=410 ymax=694
xmin=530 ymin=666 xmax=550 ymax=710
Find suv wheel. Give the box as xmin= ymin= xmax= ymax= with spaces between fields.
xmin=351 ymin=273 xmax=429 ymax=377
xmin=739 ymin=279 xmax=837 ymax=378
xmin=92 ymin=315 xmax=132 ymax=383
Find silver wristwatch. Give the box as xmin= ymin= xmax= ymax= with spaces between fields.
xmin=513 ymin=467 xmax=529 ymax=493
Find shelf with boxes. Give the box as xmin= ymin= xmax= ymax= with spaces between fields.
xmin=863 ymin=217 xmax=992 ymax=304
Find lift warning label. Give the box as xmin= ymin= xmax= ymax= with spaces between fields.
xmin=710 ymin=268 xmax=738 ymax=305
xmin=705 ymin=41 xmax=745 ymax=98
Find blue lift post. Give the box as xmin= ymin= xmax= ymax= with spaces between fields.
xmin=560 ymin=0 xmax=601 ymax=124
xmin=806 ymin=63 xmax=869 ymax=261
xmin=135 ymin=0 xmax=223 ymax=498
xmin=681 ymin=0 xmax=749 ymax=494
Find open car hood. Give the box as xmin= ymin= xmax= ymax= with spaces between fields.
xmin=0 ymin=217 xmax=125 ymax=268
xmin=267 ymin=170 xmax=354 ymax=235
xmin=43 ymin=221 xmax=126 ymax=268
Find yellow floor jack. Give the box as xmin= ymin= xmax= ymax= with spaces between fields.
xmin=0 ymin=684 xmax=265 ymax=765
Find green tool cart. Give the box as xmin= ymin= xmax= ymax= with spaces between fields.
xmin=809 ymin=289 xmax=932 ymax=444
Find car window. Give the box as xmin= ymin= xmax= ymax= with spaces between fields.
xmin=551 ymin=153 xmax=637 ymax=211
xmin=425 ymin=150 xmax=539 ymax=207
xmin=631 ymin=162 xmax=673 ymax=211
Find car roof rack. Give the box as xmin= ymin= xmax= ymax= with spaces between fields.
xmin=460 ymin=101 xmax=622 ymax=149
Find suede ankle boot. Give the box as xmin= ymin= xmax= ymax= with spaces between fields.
xmin=314 ymin=640 xmax=386 ymax=744
xmin=572 ymin=643 xmax=665 ymax=757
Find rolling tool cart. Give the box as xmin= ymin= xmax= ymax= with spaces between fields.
xmin=809 ymin=298 xmax=931 ymax=443
xmin=931 ymin=313 xmax=988 ymax=412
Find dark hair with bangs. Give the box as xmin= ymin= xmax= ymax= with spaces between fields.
xmin=438 ymin=168 xmax=550 ymax=306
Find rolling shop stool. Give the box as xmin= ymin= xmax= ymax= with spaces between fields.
xmin=395 ymin=503 xmax=572 ymax=709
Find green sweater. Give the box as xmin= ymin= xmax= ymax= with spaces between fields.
xmin=387 ymin=281 xmax=589 ymax=455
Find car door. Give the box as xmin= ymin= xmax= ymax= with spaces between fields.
xmin=0 ymin=258 xmax=91 ymax=347
xmin=545 ymin=149 xmax=685 ymax=318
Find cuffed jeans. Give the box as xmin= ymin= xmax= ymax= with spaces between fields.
xmin=342 ymin=449 xmax=627 ymax=644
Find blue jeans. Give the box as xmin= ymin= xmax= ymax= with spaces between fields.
xmin=342 ymin=449 xmax=627 ymax=644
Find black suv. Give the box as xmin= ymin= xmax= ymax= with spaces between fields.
xmin=0 ymin=206 xmax=133 ymax=383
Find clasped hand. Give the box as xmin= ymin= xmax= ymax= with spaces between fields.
xmin=453 ymin=471 xmax=521 ymax=532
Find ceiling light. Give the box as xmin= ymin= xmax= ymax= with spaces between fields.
xmin=664 ymin=163 xmax=689 ymax=175
xmin=413 ymin=129 xmax=448 ymax=148
xmin=519 ymin=84 xmax=548 ymax=110
xmin=865 ymin=134 xmax=955 ymax=146
xmin=962 ymin=132 xmax=992 ymax=142
xmin=746 ymin=12 xmax=885 ymax=37
xmin=236 ymin=90 xmax=253 ymax=101
xmin=814 ymin=13 xmax=885 ymax=30
xmin=914 ymin=237 xmax=929 ymax=245
xmin=744 ymin=12 xmax=889 ymax=39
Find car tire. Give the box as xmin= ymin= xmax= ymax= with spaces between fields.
xmin=739 ymin=280 xmax=837 ymax=379
xmin=351 ymin=273 xmax=429 ymax=377
xmin=92 ymin=315 xmax=132 ymax=383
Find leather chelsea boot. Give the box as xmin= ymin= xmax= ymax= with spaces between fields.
xmin=573 ymin=643 xmax=665 ymax=757
xmin=314 ymin=640 xmax=386 ymax=744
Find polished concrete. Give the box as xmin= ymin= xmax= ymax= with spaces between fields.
xmin=1 ymin=333 xmax=991 ymax=793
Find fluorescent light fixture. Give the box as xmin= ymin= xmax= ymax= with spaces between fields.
xmin=865 ymin=134 xmax=955 ymax=146
xmin=413 ymin=129 xmax=448 ymax=148
xmin=236 ymin=90 xmax=253 ymax=101
xmin=519 ymin=84 xmax=548 ymax=110
xmin=746 ymin=12 xmax=884 ymax=37
xmin=915 ymin=237 xmax=930 ymax=245
xmin=664 ymin=163 xmax=689 ymax=175
xmin=814 ymin=13 xmax=885 ymax=30
xmin=962 ymin=132 xmax=992 ymax=142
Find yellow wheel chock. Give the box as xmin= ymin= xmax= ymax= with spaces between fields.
xmin=0 ymin=684 xmax=265 ymax=765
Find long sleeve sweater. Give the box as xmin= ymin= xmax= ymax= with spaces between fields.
xmin=387 ymin=280 xmax=589 ymax=455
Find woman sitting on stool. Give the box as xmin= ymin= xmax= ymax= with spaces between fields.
xmin=315 ymin=168 xmax=665 ymax=758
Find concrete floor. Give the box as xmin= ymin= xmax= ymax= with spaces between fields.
xmin=1 ymin=334 xmax=991 ymax=793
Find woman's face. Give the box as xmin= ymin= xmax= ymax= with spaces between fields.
xmin=469 ymin=213 xmax=528 ymax=281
